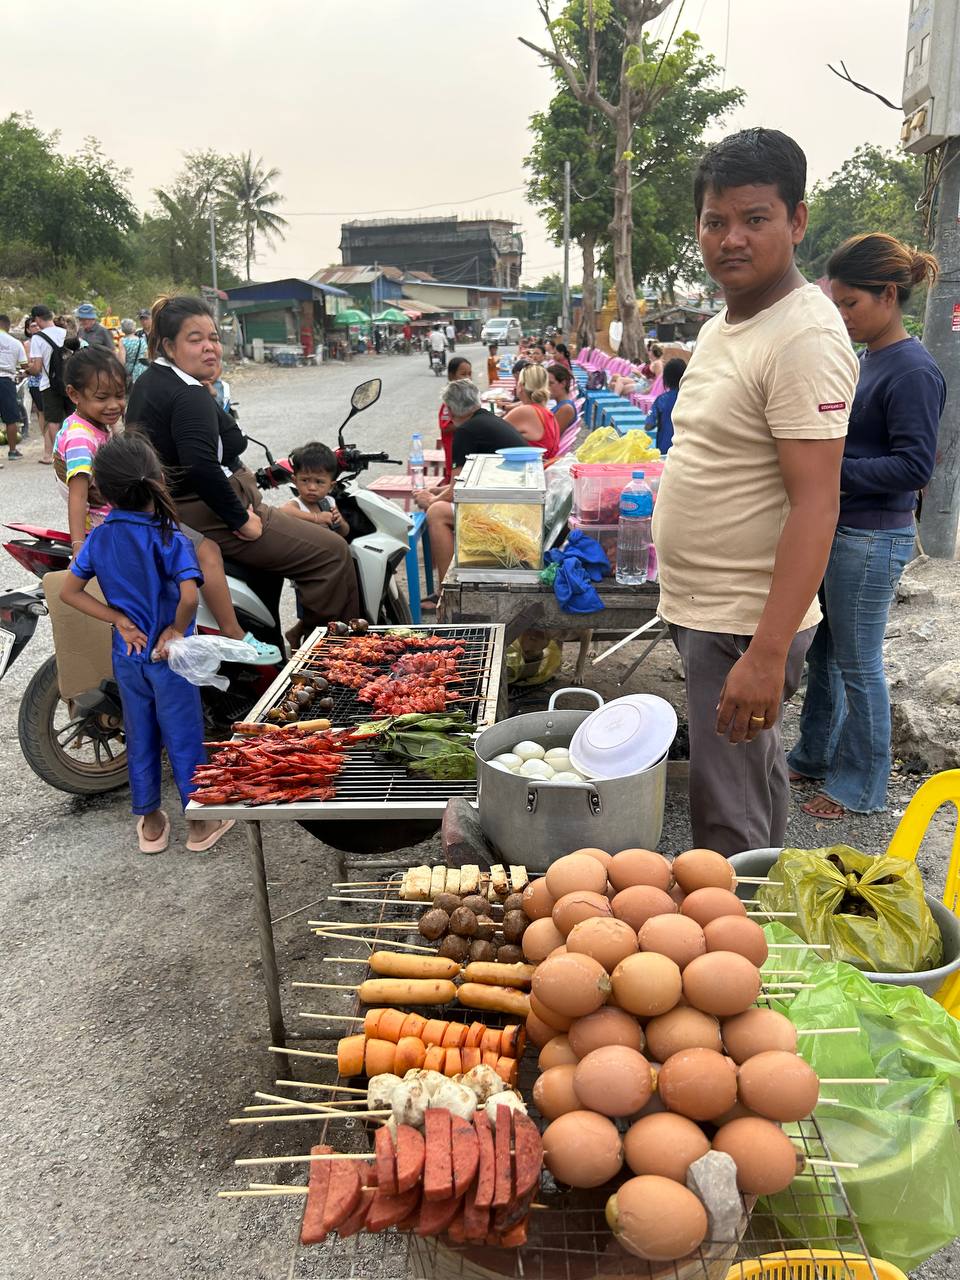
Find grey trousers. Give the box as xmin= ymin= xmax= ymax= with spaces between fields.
xmin=669 ymin=624 xmax=815 ymax=858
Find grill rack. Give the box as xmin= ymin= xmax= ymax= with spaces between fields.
xmin=271 ymin=879 xmax=880 ymax=1280
xmin=202 ymin=625 xmax=505 ymax=820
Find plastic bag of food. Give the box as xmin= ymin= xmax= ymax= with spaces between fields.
xmin=575 ymin=426 xmax=660 ymax=464
xmin=761 ymin=922 xmax=960 ymax=1272
xmin=160 ymin=634 xmax=258 ymax=689
xmin=756 ymin=844 xmax=942 ymax=972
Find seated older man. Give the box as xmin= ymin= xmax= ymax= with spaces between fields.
xmin=414 ymin=378 xmax=526 ymax=595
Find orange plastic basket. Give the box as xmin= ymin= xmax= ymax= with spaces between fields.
xmin=727 ymin=1251 xmax=907 ymax=1280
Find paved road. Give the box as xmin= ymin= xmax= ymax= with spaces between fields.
xmin=0 ymin=346 xmax=482 ymax=1280
xmin=0 ymin=345 xmax=953 ymax=1278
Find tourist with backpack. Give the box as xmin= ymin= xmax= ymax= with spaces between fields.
xmin=27 ymin=304 xmax=79 ymax=465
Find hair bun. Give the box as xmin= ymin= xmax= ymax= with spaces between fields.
xmin=910 ymin=250 xmax=938 ymax=286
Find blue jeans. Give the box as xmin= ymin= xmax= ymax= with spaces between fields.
xmin=787 ymin=524 xmax=915 ymax=812
xmin=114 ymin=653 xmax=205 ymax=814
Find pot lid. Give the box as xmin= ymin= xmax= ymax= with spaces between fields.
xmin=569 ymin=694 xmax=676 ymax=779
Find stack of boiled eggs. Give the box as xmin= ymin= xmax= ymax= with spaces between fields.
xmin=489 ymin=739 xmax=590 ymax=785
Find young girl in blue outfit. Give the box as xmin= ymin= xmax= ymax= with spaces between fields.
xmin=60 ymin=434 xmax=234 ymax=854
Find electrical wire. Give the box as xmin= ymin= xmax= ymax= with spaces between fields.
xmin=283 ymin=186 xmax=525 ymax=217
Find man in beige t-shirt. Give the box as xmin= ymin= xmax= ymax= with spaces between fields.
xmin=652 ymin=128 xmax=859 ymax=855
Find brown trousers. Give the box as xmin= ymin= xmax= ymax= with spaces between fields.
xmin=669 ymin=624 xmax=815 ymax=857
xmin=177 ymin=468 xmax=360 ymax=630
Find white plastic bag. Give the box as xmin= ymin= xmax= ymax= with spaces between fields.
xmin=544 ymin=454 xmax=576 ymax=532
xmin=159 ymin=634 xmax=258 ymax=689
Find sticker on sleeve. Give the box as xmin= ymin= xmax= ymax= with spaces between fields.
xmin=818 ymin=401 xmax=846 ymax=413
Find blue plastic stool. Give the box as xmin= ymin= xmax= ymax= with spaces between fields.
xmin=405 ymin=511 xmax=435 ymax=623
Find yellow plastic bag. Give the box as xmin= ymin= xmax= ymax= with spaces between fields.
xmin=756 ymin=845 xmax=942 ymax=972
xmin=575 ymin=426 xmax=659 ymax=464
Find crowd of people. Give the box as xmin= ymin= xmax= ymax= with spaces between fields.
xmin=0 ymin=127 xmax=946 ymax=867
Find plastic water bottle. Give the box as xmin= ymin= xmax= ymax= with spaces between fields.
xmin=616 ymin=471 xmax=654 ymax=585
xmin=409 ymin=432 xmax=426 ymax=491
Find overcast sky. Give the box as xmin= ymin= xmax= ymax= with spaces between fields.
xmin=8 ymin=0 xmax=911 ymax=284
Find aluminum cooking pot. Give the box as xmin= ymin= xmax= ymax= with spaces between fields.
xmin=474 ymin=688 xmax=668 ymax=873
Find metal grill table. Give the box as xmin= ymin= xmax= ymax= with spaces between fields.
xmin=187 ymin=624 xmax=506 ymax=1049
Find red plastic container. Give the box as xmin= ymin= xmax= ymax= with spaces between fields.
xmin=571 ymin=461 xmax=664 ymax=523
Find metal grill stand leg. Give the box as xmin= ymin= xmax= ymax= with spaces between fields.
xmin=245 ymin=821 xmax=287 ymax=1048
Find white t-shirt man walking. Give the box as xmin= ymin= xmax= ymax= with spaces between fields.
xmin=0 ymin=316 xmax=27 ymax=461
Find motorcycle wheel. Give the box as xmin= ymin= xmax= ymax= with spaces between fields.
xmin=18 ymin=655 xmax=129 ymax=795
xmin=378 ymin=576 xmax=412 ymax=625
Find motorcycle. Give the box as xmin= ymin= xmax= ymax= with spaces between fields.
xmin=0 ymin=378 xmax=409 ymax=797
xmin=429 ymin=347 xmax=445 ymax=376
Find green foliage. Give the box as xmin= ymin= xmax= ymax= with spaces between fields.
xmin=0 ymin=116 xmax=137 ymax=268
xmin=525 ymin=22 xmax=741 ymax=297
xmin=798 ymin=145 xmax=926 ymax=279
xmin=218 ymin=152 xmax=289 ymax=281
xmin=144 ymin=151 xmax=245 ymax=289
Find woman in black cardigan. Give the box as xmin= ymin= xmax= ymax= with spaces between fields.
xmin=128 ymin=296 xmax=360 ymax=632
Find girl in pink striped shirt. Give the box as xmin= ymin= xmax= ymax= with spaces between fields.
xmin=53 ymin=347 xmax=125 ymax=555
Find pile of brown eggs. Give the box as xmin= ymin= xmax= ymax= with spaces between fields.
xmin=519 ymin=847 xmax=821 ymax=1263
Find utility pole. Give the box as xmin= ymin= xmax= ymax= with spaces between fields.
xmin=209 ymin=210 xmax=219 ymax=294
xmin=561 ymin=160 xmax=571 ymax=337
xmin=919 ymin=133 xmax=960 ymax=556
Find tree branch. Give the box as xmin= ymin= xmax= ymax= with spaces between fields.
xmin=518 ymin=0 xmax=617 ymax=120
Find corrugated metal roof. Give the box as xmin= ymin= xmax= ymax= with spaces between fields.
xmin=225 ymin=277 xmax=348 ymax=301
xmin=312 ymin=265 xmax=387 ymax=286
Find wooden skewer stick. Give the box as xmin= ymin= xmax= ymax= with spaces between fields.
xmin=228 ymin=1113 xmax=342 ymax=1126
xmin=767 ymin=943 xmax=831 ymax=950
xmin=299 ymin=983 xmax=358 ymax=992
xmin=271 ymin=1077 xmax=365 ymax=1094
xmin=237 ymin=1153 xmax=355 ymax=1167
xmin=796 ymin=1027 xmax=859 ymax=1035
xmin=761 ymin=982 xmax=816 ymax=990
xmin=282 ymin=1011 xmax=364 ymax=1024
xmin=267 ymin=1045 xmax=347 ymax=1061
xmin=308 ymin=920 xmax=420 ymax=929
xmin=744 ymin=909 xmax=799 ymax=917
xmin=244 ymin=1102 xmax=301 ymax=1113
xmin=274 ymin=1085 xmax=371 ymax=1105
xmin=760 ymin=969 xmax=804 ymax=976
xmin=804 ymin=1158 xmax=860 ymax=1169
xmin=255 ymin=1089 xmax=388 ymax=1117
xmin=312 ymin=931 xmax=433 ymax=952
xmin=217 ymin=1182 xmax=308 ymax=1192
xmin=733 ymin=876 xmax=772 ymax=884
xmin=819 ymin=1077 xmax=889 ymax=1085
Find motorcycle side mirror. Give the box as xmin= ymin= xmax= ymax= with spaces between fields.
xmin=351 ymin=379 xmax=382 ymax=413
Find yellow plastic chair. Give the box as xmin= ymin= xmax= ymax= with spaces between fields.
xmin=884 ymin=769 xmax=960 ymax=1014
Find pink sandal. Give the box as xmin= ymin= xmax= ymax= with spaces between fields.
xmin=137 ymin=811 xmax=170 ymax=854
xmin=186 ymin=818 xmax=236 ymax=853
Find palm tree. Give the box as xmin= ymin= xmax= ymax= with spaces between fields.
xmin=220 ymin=153 xmax=288 ymax=281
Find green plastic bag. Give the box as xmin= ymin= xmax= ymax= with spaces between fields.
xmin=759 ymin=922 xmax=960 ymax=1272
xmin=756 ymin=844 xmax=942 ymax=972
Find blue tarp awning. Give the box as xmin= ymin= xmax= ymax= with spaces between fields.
xmin=225 ymin=277 xmax=349 ymax=304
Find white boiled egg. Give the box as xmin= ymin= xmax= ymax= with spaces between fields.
xmin=544 ymin=748 xmax=572 ymax=770
xmin=514 ymin=740 xmax=546 ymax=761
xmin=519 ymin=758 xmax=555 ymax=780
xmin=551 ymin=771 xmax=587 ymax=784
xmin=493 ymin=753 xmax=523 ymax=770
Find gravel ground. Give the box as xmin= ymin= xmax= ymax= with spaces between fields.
xmin=0 ymin=348 xmax=955 ymax=1279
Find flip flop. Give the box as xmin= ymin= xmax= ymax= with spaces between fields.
xmin=800 ymin=795 xmax=845 ymax=820
xmin=186 ymin=818 xmax=236 ymax=853
xmin=37 ymin=457 xmax=52 ymax=465
xmin=137 ymin=811 xmax=170 ymax=854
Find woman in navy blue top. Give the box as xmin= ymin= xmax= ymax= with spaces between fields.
xmin=789 ymin=234 xmax=945 ymax=818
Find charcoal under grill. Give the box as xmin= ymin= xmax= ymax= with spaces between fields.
xmin=191 ymin=624 xmax=505 ymax=821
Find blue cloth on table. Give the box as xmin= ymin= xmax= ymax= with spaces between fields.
xmin=542 ymin=528 xmax=610 ymax=613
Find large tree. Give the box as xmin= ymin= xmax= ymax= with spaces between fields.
xmin=0 ymin=116 xmax=137 ymax=269
xmin=797 ymin=144 xmax=926 ymax=280
xmin=219 ymin=152 xmax=288 ymax=281
xmin=145 ymin=151 xmax=244 ymax=288
xmin=522 ymin=0 xmax=692 ymax=361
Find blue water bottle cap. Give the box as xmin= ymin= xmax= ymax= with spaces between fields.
xmin=633 ymin=470 xmax=645 ymax=480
